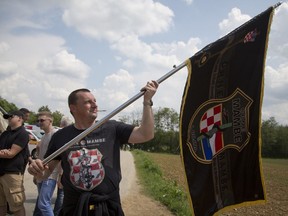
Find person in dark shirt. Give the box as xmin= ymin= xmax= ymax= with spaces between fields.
xmin=0 ymin=110 xmax=29 ymax=216
xmin=28 ymin=80 xmax=158 ymax=216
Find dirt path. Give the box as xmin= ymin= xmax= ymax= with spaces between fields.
xmin=120 ymin=151 xmax=174 ymax=216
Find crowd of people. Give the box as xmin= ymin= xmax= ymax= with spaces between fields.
xmin=0 ymin=80 xmax=158 ymax=216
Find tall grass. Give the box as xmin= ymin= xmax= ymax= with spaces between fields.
xmin=132 ymin=150 xmax=192 ymax=216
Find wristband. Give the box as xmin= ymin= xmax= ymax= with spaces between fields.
xmin=143 ymin=100 xmax=153 ymax=106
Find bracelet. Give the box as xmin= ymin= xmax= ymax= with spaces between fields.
xmin=143 ymin=100 xmax=153 ymax=106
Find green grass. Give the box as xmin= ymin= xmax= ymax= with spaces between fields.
xmin=262 ymin=158 xmax=288 ymax=166
xmin=132 ymin=150 xmax=192 ymax=216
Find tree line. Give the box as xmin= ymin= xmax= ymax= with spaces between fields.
xmin=1 ymin=96 xmax=287 ymax=158
xmin=0 ymin=97 xmax=63 ymax=126
xmin=261 ymin=117 xmax=288 ymax=158
xmin=120 ymin=108 xmax=288 ymax=159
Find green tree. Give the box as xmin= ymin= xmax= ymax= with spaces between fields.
xmin=38 ymin=105 xmax=51 ymax=112
xmin=36 ymin=105 xmax=63 ymax=126
xmin=52 ymin=110 xmax=63 ymax=127
xmin=119 ymin=110 xmax=141 ymax=125
xmin=275 ymin=125 xmax=288 ymax=158
xmin=0 ymin=97 xmax=66 ymax=127
xmin=154 ymin=107 xmax=179 ymax=132
xmin=0 ymin=97 xmax=18 ymax=113
xmin=123 ymin=107 xmax=180 ymax=154
xmin=261 ymin=117 xmax=278 ymax=157
xmin=260 ymin=117 xmax=288 ymax=158
xmin=27 ymin=111 xmax=38 ymax=125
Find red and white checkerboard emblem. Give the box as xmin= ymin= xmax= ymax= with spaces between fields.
xmin=68 ymin=148 xmax=105 ymax=191
xmin=244 ymin=29 xmax=258 ymax=43
xmin=200 ymin=105 xmax=222 ymax=133
xmin=199 ymin=104 xmax=224 ymax=159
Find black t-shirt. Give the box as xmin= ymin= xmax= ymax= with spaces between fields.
xmin=0 ymin=125 xmax=29 ymax=175
xmin=45 ymin=120 xmax=134 ymax=212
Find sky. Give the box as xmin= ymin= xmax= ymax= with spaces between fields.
xmin=0 ymin=0 xmax=288 ymax=125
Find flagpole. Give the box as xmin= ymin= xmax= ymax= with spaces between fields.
xmin=43 ymin=61 xmax=187 ymax=165
xmin=273 ymin=2 xmax=282 ymax=9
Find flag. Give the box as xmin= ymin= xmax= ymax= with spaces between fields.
xmin=179 ymin=6 xmax=275 ymax=216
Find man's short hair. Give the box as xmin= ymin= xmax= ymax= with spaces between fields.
xmin=68 ymin=88 xmax=91 ymax=106
xmin=37 ymin=111 xmax=53 ymax=121
xmin=19 ymin=108 xmax=30 ymax=114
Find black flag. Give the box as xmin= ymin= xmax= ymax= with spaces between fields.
xmin=180 ymin=6 xmax=275 ymax=216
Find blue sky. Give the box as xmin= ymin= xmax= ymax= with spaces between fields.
xmin=0 ymin=0 xmax=288 ymax=124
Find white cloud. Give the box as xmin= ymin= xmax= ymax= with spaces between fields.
xmin=111 ymin=35 xmax=201 ymax=70
xmin=122 ymin=59 xmax=135 ymax=68
xmin=108 ymin=35 xmax=201 ymax=119
xmin=268 ymin=2 xmax=288 ymax=62
xmin=0 ymin=42 xmax=10 ymax=53
xmin=183 ymin=0 xmax=193 ymax=5
xmin=0 ymin=0 xmax=60 ymax=32
xmin=264 ymin=64 xmax=288 ymax=105
xmin=219 ymin=8 xmax=251 ymax=36
xmin=0 ymin=61 xmax=18 ymax=76
xmin=92 ymin=69 xmax=136 ymax=113
xmin=262 ymin=3 xmax=288 ymax=124
xmin=151 ymin=37 xmax=201 ymax=62
xmin=61 ymin=0 xmax=174 ymax=41
xmin=107 ymin=34 xmax=201 ymax=118
xmin=38 ymin=50 xmax=90 ymax=79
xmin=0 ymin=32 xmax=90 ymax=115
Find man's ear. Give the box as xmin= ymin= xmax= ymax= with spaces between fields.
xmin=69 ymin=104 xmax=76 ymax=116
xmin=19 ymin=116 xmax=24 ymax=122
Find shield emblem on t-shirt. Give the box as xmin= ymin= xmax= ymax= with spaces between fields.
xmin=68 ymin=148 xmax=105 ymax=191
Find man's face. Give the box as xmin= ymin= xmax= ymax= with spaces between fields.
xmin=37 ymin=115 xmax=52 ymax=130
xmin=70 ymin=91 xmax=98 ymax=120
xmin=23 ymin=113 xmax=30 ymax=122
xmin=8 ymin=115 xmax=22 ymax=127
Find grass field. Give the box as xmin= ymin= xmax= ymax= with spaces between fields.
xmin=136 ymin=151 xmax=288 ymax=215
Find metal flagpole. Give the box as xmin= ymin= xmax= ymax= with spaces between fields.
xmin=43 ymin=61 xmax=187 ymax=165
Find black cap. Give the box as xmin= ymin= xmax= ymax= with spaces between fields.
xmin=3 ymin=110 xmax=24 ymax=119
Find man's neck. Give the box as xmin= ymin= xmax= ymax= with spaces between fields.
xmin=74 ymin=121 xmax=95 ymax=130
xmin=44 ymin=125 xmax=54 ymax=134
xmin=10 ymin=124 xmax=22 ymax=130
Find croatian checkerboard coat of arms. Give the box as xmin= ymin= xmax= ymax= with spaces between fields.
xmin=68 ymin=148 xmax=105 ymax=191
xmin=187 ymin=88 xmax=252 ymax=163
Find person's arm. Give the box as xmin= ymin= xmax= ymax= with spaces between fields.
xmin=128 ymin=80 xmax=158 ymax=144
xmin=36 ymin=141 xmax=40 ymax=154
xmin=0 ymin=144 xmax=23 ymax=158
xmin=28 ymin=158 xmax=59 ymax=181
xmin=57 ymin=163 xmax=63 ymax=189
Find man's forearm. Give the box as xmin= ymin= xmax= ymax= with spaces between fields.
xmin=140 ymin=102 xmax=155 ymax=140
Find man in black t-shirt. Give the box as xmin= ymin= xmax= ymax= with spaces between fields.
xmin=28 ymin=80 xmax=158 ymax=216
xmin=0 ymin=110 xmax=29 ymax=216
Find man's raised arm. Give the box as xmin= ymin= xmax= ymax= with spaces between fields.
xmin=128 ymin=80 xmax=158 ymax=144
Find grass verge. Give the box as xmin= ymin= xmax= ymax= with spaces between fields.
xmin=132 ymin=150 xmax=192 ymax=216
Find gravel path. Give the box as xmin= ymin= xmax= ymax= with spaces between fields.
xmin=120 ymin=150 xmax=174 ymax=216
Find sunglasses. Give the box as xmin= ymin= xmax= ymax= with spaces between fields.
xmin=37 ymin=119 xmax=48 ymax=123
